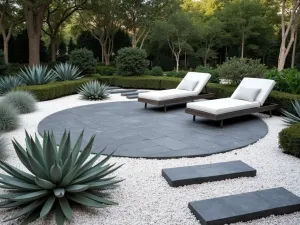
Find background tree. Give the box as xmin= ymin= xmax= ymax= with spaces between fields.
xmin=218 ymin=0 xmax=270 ymax=58
xmin=67 ymin=37 xmax=76 ymax=54
xmin=151 ymin=12 xmax=195 ymax=72
xmin=278 ymin=0 xmax=300 ymax=71
xmin=0 ymin=0 xmax=23 ymax=63
xmin=22 ymin=0 xmax=51 ymax=66
xmin=43 ymin=0 xmax=87 ymax=62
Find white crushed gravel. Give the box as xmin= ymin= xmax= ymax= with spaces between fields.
xmin=1 ymin=94 xmax=300 ymax=225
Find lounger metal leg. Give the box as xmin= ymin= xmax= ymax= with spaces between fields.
xmin=193 ymin=115 xmax=196 ymax=121
xmin=220 ymin=120 xmax=224 ymax=128
xmin=269 ymin=110 xmax=272 ymax=118
xmin=164 ymin=105 xmax=167 ymax=113
xmin=145 ymin=103 xmax=147 ymax=109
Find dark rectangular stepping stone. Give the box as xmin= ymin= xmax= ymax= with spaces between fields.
xmin=121 ymin=90 xmax=148 ymax=96
xmin=162 ymin=160 xmax=256 ymax=187
xmin=188 ymin=187 xmax=300 ymax=225
xmin=109 ymin=89 xmax=136 ymax=94
xmin=126 ymin=95 xmax=138 ymax=99
xmin=107 ymin=86 xmax=120 ymax=90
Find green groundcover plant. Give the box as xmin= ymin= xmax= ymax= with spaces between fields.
xmin=0 ymin=130 xmax=122 ymax=225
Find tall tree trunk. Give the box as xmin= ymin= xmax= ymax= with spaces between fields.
xmin=241 ymin=35 xmax=245 ymax=58
xmin=50 ymin=36 xmax=56 ymax=62
xmin=24 ymin=3 xmax=49 ymax=67
xmin=101 ymin=46 xmax=104 ymax=63
xmin=291 ymin=31 xmax=298 ymax=68
xmin=132 ymin=31 xmax=137 ymax=48
xmin=175 ymin=55 xmax=179 ymax=72
xmin=3 ymin=40 xmax=9 ymax=64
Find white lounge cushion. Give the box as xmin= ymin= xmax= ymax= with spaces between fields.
xmin=138 ymin=89 xmax=198 ymax=101
xmin=177 ymin=79 xmax=199 ymax=91
xmin=231 ymin=78 xmax=275 ymax=106
xmin=186 ymin=98 xmax=260 ymax=115
xmin=176 ymin=72 xmax=211 ymax=94
xmin=232 ymin=87 xmax=261 ymax=102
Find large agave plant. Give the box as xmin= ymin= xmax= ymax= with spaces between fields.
xmin=0 ymin=130 xmax=122 ymax=224
xmin=282 ymin=100 xmax=300 ymax=125
xmin=0 ymin=75 xmax=23 ymax=95
xmin=20 ymin=65 xmax=56 ymax=85
xmin=54 ymin=63 xmax=83 ymax=81
xmin=78 ymin=80 xmax=109 ymax=100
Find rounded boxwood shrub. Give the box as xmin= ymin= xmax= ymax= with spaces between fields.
xmin=150 ymin=66 xmax=163 ymax=76
xmin=196 ymin=65 xmax=220 ymax=83
xmin=217 ymin=57 xmax=267 ymax=85
xmin=96 ymin=65 xmax=117 ymax=76
xmin=3 ymin=91 xmax=37 ymax=114
xmin=279 ymin=123 xmax=300 ymax=157
xmin=68 ymin=48 xmax=97 ymax=74
xmin=0 ymin=101 xmax=19 ymax=132
xmin=116 ymin=47 xmax=148 ymax=76
xmin=166 ymin=70 xmax=187 ymax=78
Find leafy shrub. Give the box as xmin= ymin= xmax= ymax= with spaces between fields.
xmin=0 ymin=50 xmax=8 ymax=76
xmin=78 ymin=80 xmax=109 ymax=100
xmin=0 ymin=76 xmax=23 ymax=95
xmin=195 ymin=65 xmax=220 ymax=83
xmin=20 ymin=65 xmax=56 ymax=85
xmin=0 ymin=130 xmax=122 ymax=224
xmin=54 ymin=62 xmax=83 ymax=81
xmin=0 ymin=101 xmax=19 ymax=131
xmin=265 ymin=68 xmax=300 ymax=94
xmin=96 ymin=65 xmax=117 ymax=76
xmin=279 ymin=123 xmax=300 ymax=157
xmin=166 ymin=70 xmax=187 ymax=78
xmin=17 ymin=78 xmax=93 ymax=101
xmin=217 ymin=57 xmax=267 ymax=85
xmin=116 ymin=47 xmax=148 ymax=76
xmin=68 ymin=48 xmax=97 ymax=74
xmin=150 ymin=66 xmax=163 ymax=76
xmin=3 ymin=91 xmax=37 ymax=114
xmin=144 ymin=69 xmax=151 ymax=75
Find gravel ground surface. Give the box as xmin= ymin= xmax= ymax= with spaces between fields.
xmin=1 ymin=94 xmax=300 ymax=225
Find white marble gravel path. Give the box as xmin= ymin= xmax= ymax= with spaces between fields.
xmin=0 ymin=93 xmax=300 ymax=225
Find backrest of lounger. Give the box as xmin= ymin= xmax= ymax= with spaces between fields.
xmin=176 ymin=72 xmax=211 ymax=94
xmin=231 ymin=78 xmax=275 ymax=106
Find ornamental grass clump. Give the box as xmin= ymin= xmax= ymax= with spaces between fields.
xmin=0 ymin=130 xmax=122 ymax=225
xmin=0 ymin=101 xmax=19 ymax=132
xmin=3 ymin=91 xmax=37 ymax=114
xmin=78 ymin=80 xmax=109 ymax=100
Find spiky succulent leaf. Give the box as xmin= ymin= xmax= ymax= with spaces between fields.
xmin=20 ymin=65 xmax=56 ymax=85
xmin=0 ymin=75 xmax=23 ymax=95
xmin=0 ymin=130 xmax=122 ymax=225
xmin=78 ymin=80 xmax=110 ymax=100
xmin=282 ymin=100 xmax=300 ymax=125
xmin=54 ymin=63 xmax=83 ymax=81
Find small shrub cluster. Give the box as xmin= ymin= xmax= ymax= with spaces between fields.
xmin=0 ymin=101 xmax=19 ymax=132
xmin=265 ymin=68 xmax=300 ymax=94
xmin=279 ymin=123 xmax=300 ymax=157
xmin=69 ymin=48 xmax=97 ymax=74
xmin=195 ymin=66 xmax=220 ymax=83
xmin=166 ymin=70 xmax=187 ymax=78
xmin=217 ymin=57 xmax=267 ymax=85
xmin=3 ymin=91 xmax=37 ymax=114
xmin=96 ymin=65 xmax=117 ymax=76
xmin=149 ymin=66 xmax=163 ymax=76
xmin=78 ymin=80 xmax=109 ymax=100
xmin=116 ymin=47 xmax=148 ymax=76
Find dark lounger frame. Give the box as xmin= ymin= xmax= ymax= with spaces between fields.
xmin=185 ymin=103 xmax=279 ymax=128
xmin=139 ymin=93 xmax=214 ymax=113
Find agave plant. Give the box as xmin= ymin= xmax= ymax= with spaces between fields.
xmin=78 ymin=80 xmax=109 ymax=100
xmin=0 ymin=75 xmax=23 ymax=95
xmin=54 ymin=63 xmax=83 ymax=81
xmin=0 ymin=130 xmax=122 ymax=224
xmin=20 ymin=65 xmax=56 ymax=85
xmin=282 ymin=100 xmax=300 ymax=125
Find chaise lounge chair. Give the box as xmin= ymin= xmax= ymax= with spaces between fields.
xmin=185 ymin=77 xmax=279 ymax=128
xmin=138 ymin=72 xmax=214 ymax=112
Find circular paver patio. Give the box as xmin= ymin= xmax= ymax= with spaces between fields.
xmin=38 ymin=101 xmax=268 ymax=159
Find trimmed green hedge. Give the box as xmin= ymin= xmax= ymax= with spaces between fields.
xmin=16 ymin=78 xmax=93 ymax=101
xmin=279 ymin=123 xmax=300 ymax=157
xmin=15 ymin=74 xmax=300 ymax=113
